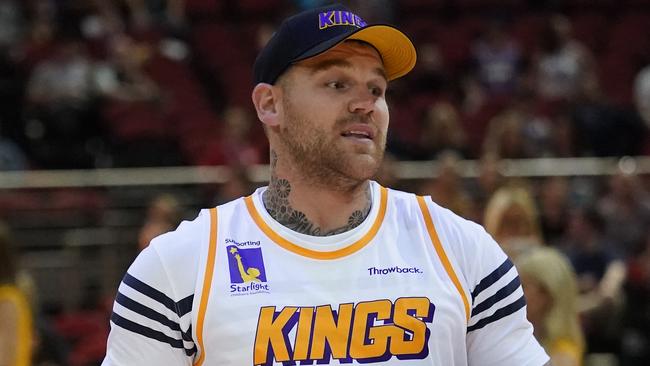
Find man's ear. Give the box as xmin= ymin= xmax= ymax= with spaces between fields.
xmin=251 ymin=83 xmax=281 ymax=127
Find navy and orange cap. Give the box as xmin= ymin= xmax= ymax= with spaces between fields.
xmin=253 ymin=4 xmax=417 ymax=84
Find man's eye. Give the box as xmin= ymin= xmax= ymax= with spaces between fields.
xmin=370 ymin=86 xmax=384 ymax=97
xmin=327 ymin=81 xmax=347 ymax=89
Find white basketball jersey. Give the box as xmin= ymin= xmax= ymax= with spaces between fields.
xmin=103 ymin=181 xmax=549 ymax=366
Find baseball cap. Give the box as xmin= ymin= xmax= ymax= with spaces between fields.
xmin=253 ymin=4 xmax=417 ymax=84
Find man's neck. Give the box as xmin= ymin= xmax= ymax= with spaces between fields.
xmin=262 ymin=150 xmax=372 ymax=236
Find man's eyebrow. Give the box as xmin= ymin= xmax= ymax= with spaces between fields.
xmin=306 ymin=58 xmax=388 ymax=82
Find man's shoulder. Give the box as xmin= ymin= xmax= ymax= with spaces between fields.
xmin=386 ymin=185 xmax=482 ymax=232
xmin=147 ymin=208 xmax=212 ymax=261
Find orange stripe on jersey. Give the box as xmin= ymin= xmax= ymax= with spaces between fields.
xmin=416 ymin=196 xmax=470 ymax=322
xmin=244 ymin=186 xmax=388 ymax=260
xmin=194 ymin=208 xmax=218 ymax=366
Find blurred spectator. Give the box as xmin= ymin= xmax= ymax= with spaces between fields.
xmin=23 ymin=0 xmax=58 ymax=67
xmin=418 ymin=101 xmax=468 ymax=159
xmin=516 ymin=246 xmax=584 ymax=366
xmin=634 ymin=64 xmax=650 ymax=154
xmin=539 ymin=176 xmax=570 ymax=246
xmin=137 ymin=193 xmax=181 ymax=251
xmin=0 ymin=223 xmax=68 ymax=366
xmin=26 ymin=39 xmax=94 ymax=107
xmin=0 ymin=0 xmax=24 ymax=50
xmin=198 ymin=105 xmax=265 ymax=166
xmin=470 ymin=19 xmax=522 ymax=97
xmin=484 ymin=184 xmax=543 ymax=258
xmin=0 ymin=221 xmax=33 ymax=366
xmin=410 ymin=42 xmax=450 ymax=97
xmin=482 ymin=94 xmax=557 ymax=158
xmin=571 ymin=76 xmax=646 ymax=157
xmin=0 ymin=135 xmax=27 ymax=170
xmin=121 ymin=0 xmax=187 ymax=35
xmin=79 ymin=0 xmax=125 ymax=43
xmin=621 ymin=230 xmax=650 ymax=365
xmin=482 ymin=105 xmax=527 ymax=158
xmin=418 ymin=151 xmax=474 ymax=218
xmin=598 ymin=172 xmax=650 ymax=256
xmin=635 ymin=64 xmax=650 ymax=127
xmin=483 ymin=93 xmax=568 ymax=158
xmin=534 ymin=15 xmax=596 ymax=101
xmin=466 ymin=152 xmax=504 ymax=222
xmin=24 ymin=37 xmax=100 ymax=168
xmin=213 ymin=165 xmax=254 ymax=205
xmin=95 ymin=35 xmax=160 ymax=103
xmin=560 ymin=206 xmax=626 ymax=355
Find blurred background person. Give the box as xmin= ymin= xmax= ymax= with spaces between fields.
xmin=212 ymin=165 xmax=255 ymax=205
xmin=137 ymin=193 xmax=181 ymax=251
xmin=559 ymin=206 xmax=626 ymax=356
xmin=0 ymin=221 xmax=33 ymax=366
xmin=635 ymin=63 xmax=650 ymax=129
xmin=469 ymin=17 xmax=522 ymax=98
xmin=538 ymin=176 xmax=571 ymax=247
xmin=24 ymin=36 xmax=101 ymax=169
xmin=466 ymin=152 xmax=504 ymax=222
xmin=598 ymin=171 xmax=650 ymax=258
xmin=418 ymin=101 xmax=468 ymax=159
xmin=484 ymin=184 xmax=543 ymax=258
xmin=533 ymin=14 xmax=596 ymax=102
xmin=516 ymin=246 xmax=584 ymax=366
xmin=418 ymin=151 xmax=475 ymax=219
xmin=621 ymin=229 xmax=650 ymax=365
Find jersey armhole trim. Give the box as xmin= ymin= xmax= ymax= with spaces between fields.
xmin=416 ymin=196 xmax=470 ymax=323
xmin=244 ymin=186 xmax=388 ymax=260
xmin=193 ymin=208 xmax=218 ymax=366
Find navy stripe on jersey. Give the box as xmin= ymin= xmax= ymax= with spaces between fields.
xmin=467 ymin=295 xmax=527 ymax=332
xmin=115 ymin=292 xmax=193 ymax=342
xmin=111 ymin=312 xmax=197 ymax=356
xmin=176 ymin=294 xmax=194 ymax=317
xmin=471 ymin=258 xmax=514 ymax=302
xmin=471 ymin=276 xmax=521 ymax=318
xmin=123 ymin=273 xmax=194 ymax=317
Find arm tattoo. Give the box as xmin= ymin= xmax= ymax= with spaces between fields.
xmin=263 ymin=150 xmax=371 ymax=236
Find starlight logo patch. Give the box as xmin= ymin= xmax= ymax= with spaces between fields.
xmin=226 ymin=245 xmax=269 ymax=295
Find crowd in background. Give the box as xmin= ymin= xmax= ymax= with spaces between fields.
xmin=0 ymin=0 xmax=649 ymax=365
xmin=0 ymin=0 xmax=648 ymax=170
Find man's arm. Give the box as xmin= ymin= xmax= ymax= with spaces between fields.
xmin=103 ymin=246 xmax=196 ymax=365
xmin=104 ymin=211 xmax=206 ymax=365
xmin=419 ymin=197 xmax=550 ymax=365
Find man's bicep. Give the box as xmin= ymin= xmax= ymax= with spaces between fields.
xmin=102 ymin=245 xmax=197 ymax=365
xmin=465 ymin=263 xmax=549 ymax=365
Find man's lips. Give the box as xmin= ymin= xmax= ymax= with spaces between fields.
xmin=340 ymin=124 xmax=376 ymax=140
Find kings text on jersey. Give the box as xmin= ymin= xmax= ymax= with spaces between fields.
xmin=253 ymin=297 xmax=435 ymax=365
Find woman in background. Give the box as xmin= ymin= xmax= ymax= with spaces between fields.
xmin=516 ymin=247 xmax=585 ymax=366
xmin=0 ymin=221 xmax=33 ymax=366
xmin=484 ymin=184 xmax=543 ymax=258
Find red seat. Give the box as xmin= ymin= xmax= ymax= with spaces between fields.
xmin=184 ymin=0 xmax=224 ymax=18
xmin=571 ymin=13 xmax=609 ymax=53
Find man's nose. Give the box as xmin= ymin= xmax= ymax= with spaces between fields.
xmin=348 ymin=87 xmax=376 ymax=115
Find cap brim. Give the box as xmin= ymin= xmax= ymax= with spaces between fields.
xmin=292 ymin=24 xmax=417 ymax=81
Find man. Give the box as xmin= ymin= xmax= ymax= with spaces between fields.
xmin=103 ymin=4 xmax=551 ymax=365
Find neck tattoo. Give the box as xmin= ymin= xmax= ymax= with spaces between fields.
xmin=262 ymin=150 xmax=372 ymax=236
